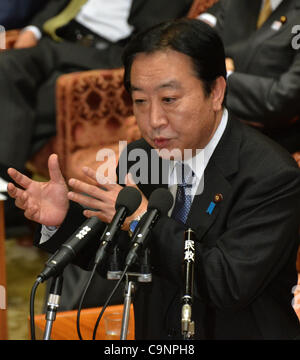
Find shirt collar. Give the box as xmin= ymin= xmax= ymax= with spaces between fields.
xmin=262 ymin=0 xmax=283 ymax=11
xmin=169 ymin=108 xmax=228 ymax=182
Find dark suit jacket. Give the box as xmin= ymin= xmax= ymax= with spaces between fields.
xmin=0 ymin=0 xmax=47 ymax=29
xmin=29 ymin=0 xmax=193 ymax=39
xmin=206 ymin=0 xmax=300 ymax=153
xmin=36 ymin=116 xmax=300 ymax=339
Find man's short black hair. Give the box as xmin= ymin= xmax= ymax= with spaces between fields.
xmin=122 ymin=18 xmax=227 ymax=97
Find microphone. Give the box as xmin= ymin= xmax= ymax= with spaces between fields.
xmin=94 ymin=186 xmax=142 ymax=266
xmin=181 ymin=228 xmax=195 ymax=340
xmin=38 ymin=186 xmax=142 ymax=282
xmin=125 ymin=188 xmax=173 ymax=267
xmin=38 ymin=216 xmax=106 ymax=282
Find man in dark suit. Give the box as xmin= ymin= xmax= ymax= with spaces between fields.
xmin=199 ymin=0 xmax=300 ymax=155
xmin=7 ymin=19 xmax=300 ymax=339
xmin=0 ymin=0 xmax=47 ymax=30
xmin=0 ymin=0 xmax=192 ymax=186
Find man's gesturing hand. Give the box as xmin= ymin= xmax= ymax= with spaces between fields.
xmin=7 ymin=154 xmax=69 ymax=227
xmin=68 ymin=167 xmax=148 ymax=230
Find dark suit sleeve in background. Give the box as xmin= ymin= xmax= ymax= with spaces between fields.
xmin=128 ymin=0 xmax=193 ymax=34
xmin=29 ymin=0 xmax=70 ymax=31
xmin=0 ymin=0 xmax=48 ymax=30
xmin=226 ymin=53 xmax=300 ymax=127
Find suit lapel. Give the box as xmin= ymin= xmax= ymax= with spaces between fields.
xmin=186 ymin=164 xmax=232 ymax=242
xmin=250 ymin=0 xmax=294 ymax=43
xmin=186 ymin=116 xmax=241 ymax=243
xmin=241 ymin=0 xmax=294 ymax=71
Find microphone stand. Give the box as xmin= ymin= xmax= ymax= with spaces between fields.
xmin=181 ymin=228 xmax=195 ymax=340
xmin=120 ymin=276 xmax=134 ymax=340
xmin=107 ymin=247 xmax=152 ymax=340
xmin=43 ymin=274 xmax=64 ymax=340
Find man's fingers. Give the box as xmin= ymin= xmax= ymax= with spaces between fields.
xmin=15 ymin=191 xmax=29 ymax=210
xmin=94 ymin=167 xmax=118 ymax=190
xmin=125 ymin=173 xmax=137 ymax=187
xmin=125 ymin=173 xmax=148 ymax=215
xmin=7 ymin=168 xmax=31 ymax=189
xmin=7 ymin=183 xmax=19 ymax=199
xmin=292 ymin=152 xmax=300 ymax=160
xmin=82 ymin=166 xmax=97 ymax=181
xmin=7 ymin=183 xmax=27 ymax=208
xmin=67 ymin=191 xmax=105 ymax=210
xmin=68 ymin=178 xmax=106 ymax=201
xmin=24 ymin=205 xmax=39 ymax=220
xmin=48 ymin=154 xmax=65 ymax=184
xmin=225 ymin=57 xmax=235 ymax=72
xmin=80 ymin=167 xmax=99 ymax=186
xmin=83 ymin=209 xmax=98 ymax=218
xmin=82 ymin=209 xmax=109 ymax=223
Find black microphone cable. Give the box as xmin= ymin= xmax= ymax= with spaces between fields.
xmin=92 ymin=264 xmax=129 ymax=340
xmin=29 ymin=276 xmax=43 ymax=340
xmin=76 ymin=262 xmax=98 ymax=340
xmin=76 ymin=251 xmax=125 ymax=340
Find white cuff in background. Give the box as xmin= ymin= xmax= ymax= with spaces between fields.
xmin=22 ymin=25 xmax=42 ymax=40
xmin=0 ymin=177 xmax=8 ymax=193
xmin=227 ymin=70 xmax=233 ymax=78
xmin=197 ymin=13 xmax=217 ymax=27
xmin=40 ymin=225 xmax=58 ymax=244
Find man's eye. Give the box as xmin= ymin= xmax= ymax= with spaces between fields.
xmin=134 ymin=99 xmax=146 ymax=105
xmin=162 ymin=97 xmax=176 ymax=103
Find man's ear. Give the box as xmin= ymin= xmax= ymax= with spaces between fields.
xmin=211 ymin=76 xmax=226 ymax=111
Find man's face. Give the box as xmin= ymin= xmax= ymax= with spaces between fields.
xmin=130 ymin=49 xmax=224 ymax=159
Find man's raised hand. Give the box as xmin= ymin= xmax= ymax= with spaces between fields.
xmin=7 ymin=154 xmax=69 ymax=227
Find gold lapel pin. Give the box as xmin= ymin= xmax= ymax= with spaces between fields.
xmin=280 ymin=16 xmax=287 ymax=24
xmin=214 ymin=193 xmax=223 ymax=203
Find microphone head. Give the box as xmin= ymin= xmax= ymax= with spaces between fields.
xmin=147 ymin=188 xmax=174 ymax=215
xmin=115 ymin=186 xmax=142 ymax=216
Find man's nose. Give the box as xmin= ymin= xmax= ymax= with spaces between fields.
xmin=149 ymin=101 xmax=168 ymax=129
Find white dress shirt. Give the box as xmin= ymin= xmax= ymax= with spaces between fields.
xmin=76 ymin=0 xmax=134 ymax=42
xmin=25 ymin=0 xmax=134 ymax=42
xmin=168 ymin=108 xmax=228 ymax=214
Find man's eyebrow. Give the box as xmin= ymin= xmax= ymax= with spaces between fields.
xmin=131 ymin=80 xmax=182 ymax=92
xmin=131 ymin=85 xmax=142 ymax=92
xmin=158 ymin=80 xmax=181 ymax=90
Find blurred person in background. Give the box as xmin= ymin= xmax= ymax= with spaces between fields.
xmin=199 ymin=0 xmax=300 ymax=156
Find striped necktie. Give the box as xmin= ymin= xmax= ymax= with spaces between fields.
xmin=257 ymin=0 xmax=272 ymax=28
xmin=43 ymin=0 xmax=88 ymax=42
xmin=171 ymin=163 xmax=194 ymax=224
